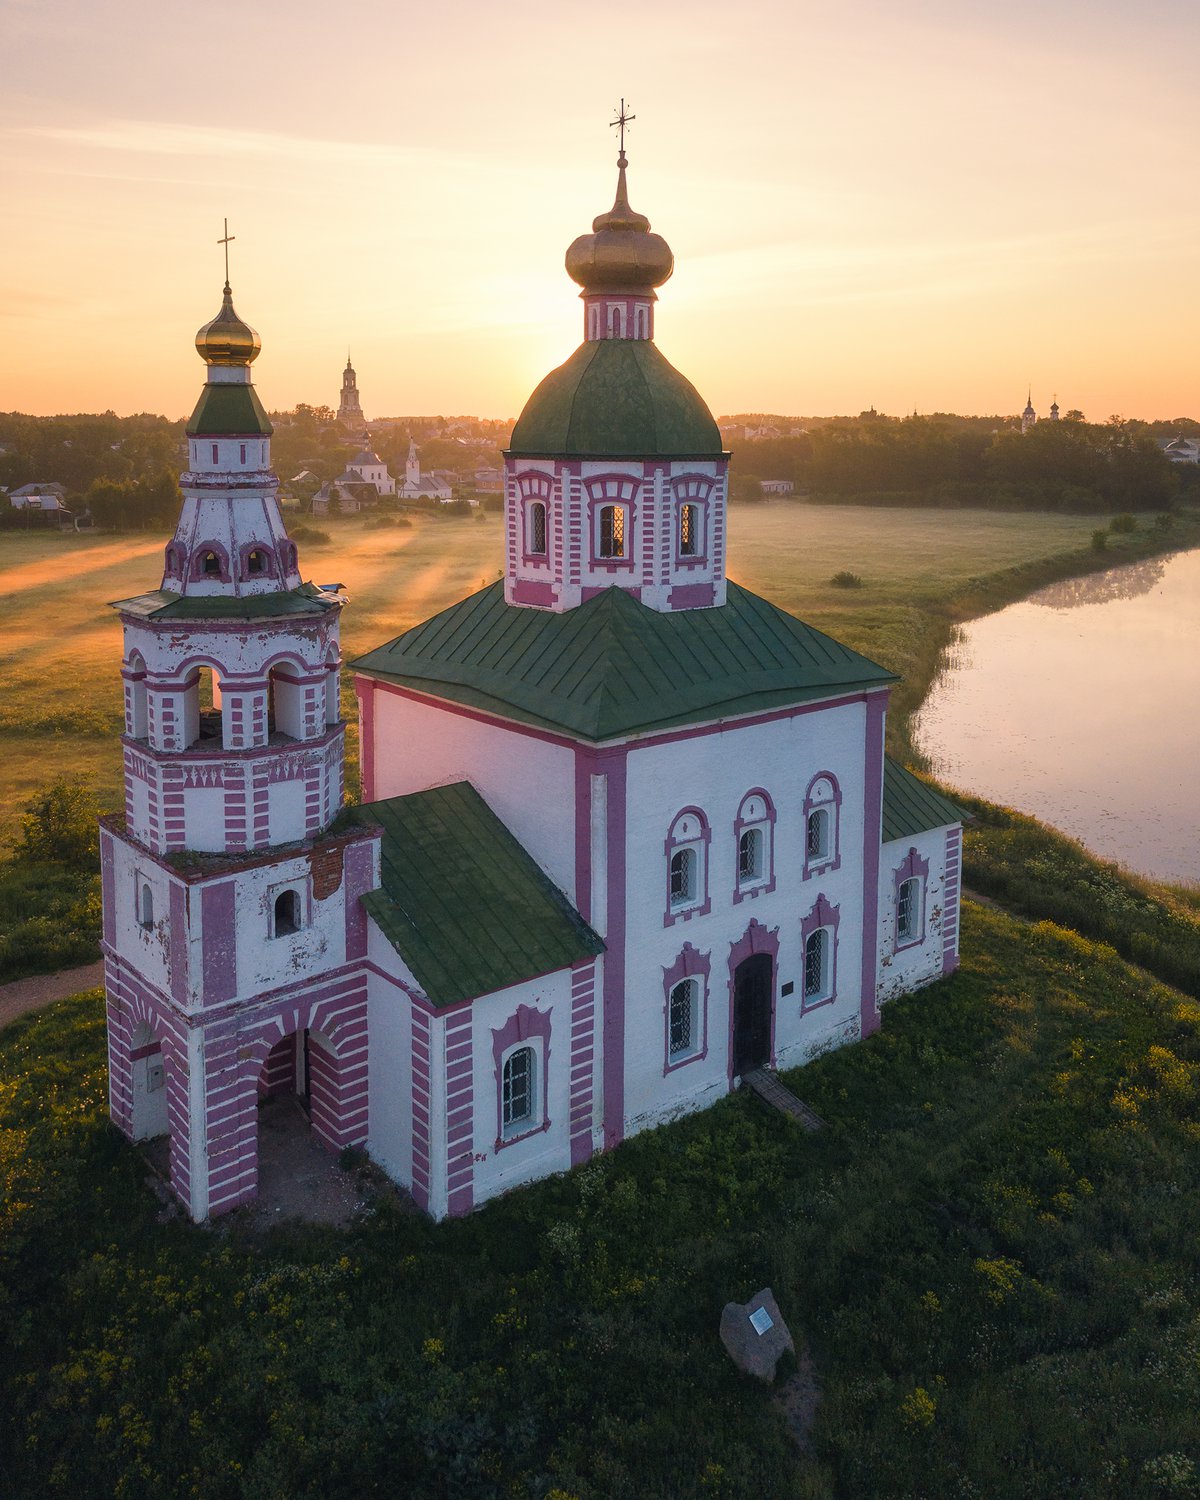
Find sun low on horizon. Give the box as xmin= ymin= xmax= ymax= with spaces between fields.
xmin=3 ymin=0 xmax=1199 ymax=425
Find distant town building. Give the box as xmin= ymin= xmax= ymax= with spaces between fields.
xmin=337 ymin=355 xmax=365 ymax=429
xmin=472 ymin=467 xmax=503 ymax=492
xmin=760 ymin=479 xmax=795 ymax=495
xmin=8 ymin=483 xmax=73 ymax=527
xmin=397 ymin=438 xmax=453 ymax=501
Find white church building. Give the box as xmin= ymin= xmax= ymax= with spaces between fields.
xmin=101 ymin=147 xmax=963 ymax=1222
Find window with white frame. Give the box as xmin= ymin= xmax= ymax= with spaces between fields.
xmin=734 ymin=789 xmax=775 ymax=899
xmin=803 ymin=928 xmax=830 ymax=1002
xmin=803 ymin=773 xmax=841 ymax=877
xmin=502 ymin=1046 xmax=536 ymax=1136
xmin=665 ymin=808 xmax=710 ymax=922
xmin=897 ymin=876 xmax=920 ymax=943
xmin=668 ymin=979 xmax=699 ymax=1060
xmin=588 ymin=477 xmax=638 ymax=564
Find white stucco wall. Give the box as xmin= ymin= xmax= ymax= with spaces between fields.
xmin=877 ymin=827 xmax=955 ymax=1003
xmin=364 ymin=925 xmax=418 ymax=1192
xmin=619 ymin=696 xmax=874 ymax=1136
xmin=366 ymin=685 xmax=579 ymax=900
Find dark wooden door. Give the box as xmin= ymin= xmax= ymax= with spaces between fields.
xmin=733 ymin=953 xmax=773 ymax=1074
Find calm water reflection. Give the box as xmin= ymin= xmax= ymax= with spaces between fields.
xmin=915 ymin=547 xmax=1200 ymax=885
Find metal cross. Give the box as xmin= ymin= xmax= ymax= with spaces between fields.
xmin=217 ymin=217 xmax=235 ymax=285
xmin=610 ymin=99 xmax=635 ymax=154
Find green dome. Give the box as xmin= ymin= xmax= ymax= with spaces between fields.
xmin=508 ymin=340 xmax=722 ymax=459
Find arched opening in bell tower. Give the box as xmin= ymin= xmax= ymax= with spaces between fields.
xmin=267 ymin=662 xmax=305 ymax=741
xmin=179 ymin=663 xmax=226 ymax=748
xmin=126 ymin=651 xmax=148 ymax=739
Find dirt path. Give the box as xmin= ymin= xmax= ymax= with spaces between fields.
xmin=0 ymin=961 xmax=104 ymax=1030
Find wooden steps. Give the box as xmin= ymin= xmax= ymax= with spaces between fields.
xmin=741 ymin=1068 xmax=824 ymax=1132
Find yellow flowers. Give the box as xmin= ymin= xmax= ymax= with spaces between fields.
xmin=900 ymin=1386 xmax=937 ymax=1428
xmin=973 ymin=1256 xmax=1023 ymax=1305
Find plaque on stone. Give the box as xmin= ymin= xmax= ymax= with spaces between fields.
xmin=719 ymin=1286 xmax=794 ymax=1382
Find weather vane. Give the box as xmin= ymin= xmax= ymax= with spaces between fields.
xmin=217 ymin=217 xmax=235 ymax=287
xmin=610 ymin=98 xmax=635 ymax=156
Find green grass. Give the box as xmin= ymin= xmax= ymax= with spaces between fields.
xmin=4 ymin=906 xmax=1200 ymax=1498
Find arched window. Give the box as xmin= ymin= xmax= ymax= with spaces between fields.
xmin=274 ymin=889 xmax=301 ymax=936
xmin=502 ymin=1046 xmax=535 ymax=1136
xmin=897 ymin=877 xmax=919 ymax=943
xmin=665 ymin=807 xmax=710 ymax=924
xmin=247 ymin=548 xmax=267 ymax=575
xmin=803 ymin=773 xmax=842 ymax=878
xmin=139 ymin=882 xmax=154 ymax=929
xmin=598 ymin=504 xmax=625 ymax=558
xmin=734 ymin=789 xmax=776 ymax=901
xmin=126 ymin=650 xmax=148 ymax=739
xmin=202 ymin=550 xmax=220 ymax=576
xmin=527 ymin=501 xmax=547 ymax=556
xmin=607 ymin=302 xmax=626 ymax=338
xmin=268 ymin=663 xmax=306 ymax=740
xmin=679 ymin=503 xmax=699 ymax=556
xmin=738 ymin=828 xmax=762 ymax=882
xmin=670 ymin=847 xmax=696 ymax=906
xmin=800 ymin=894 xmax=840 ymax=1010
xmin=668 ymin=979 xmax=698 ymax=1059
xmin=803 ymin=928 xmax=829 ymax=1003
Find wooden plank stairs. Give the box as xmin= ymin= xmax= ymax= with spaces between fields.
xmin=741 ymin=1068 xmax=824 ymax=1132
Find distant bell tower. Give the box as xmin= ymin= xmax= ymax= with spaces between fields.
xmin=1021 ymin=388 xmax=1037 ymax=434
xmin=338 ymin=353 xmax=364 ymax=429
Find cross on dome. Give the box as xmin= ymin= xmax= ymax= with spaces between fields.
xmin=610 ymin=98 xmax=636 ymax=159
xmin=217 ymin=217 xmax=235 ymax=291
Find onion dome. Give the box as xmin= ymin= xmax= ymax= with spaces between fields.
xmin=195 ymin=281 xmax=261 ymax=367
xmin=565 ymin=150 xmax=674 ymax=293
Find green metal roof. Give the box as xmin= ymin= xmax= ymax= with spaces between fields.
xmin=882 ymin=757 xmax=963 ymax=842
xmin=507 ymin=339 xmax=723 ymax=458
xmin=110 ymin=582 xmax=340 ymax=620
xmin=353 ymin=579 xmax=897 ymax=742
xmin=349 ymin=782 xmax=602 ymax=1007
xmin=186 ymin=381 xmax=274 ymax=437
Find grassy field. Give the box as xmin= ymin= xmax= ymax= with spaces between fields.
xmin=4 ymin=903 xmax=1200 ymax=1499
xmin=0 ymin=502 xmax=1164 ymax=843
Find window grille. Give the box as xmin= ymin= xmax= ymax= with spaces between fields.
xmin=669 ymin=980 xmax=695 ymax=1057
xmin=529 ymin=501 xmax=547 ymax=554
xmin=739 ymin=828 xmax=761 ymax=882
xmin=599 ymin=504 xmax=625 ymax=558
xmin=670 ymin=847 xmax=695 ymax=905
xmin=804 ymin=929 xmax=827 ymax=1000
xmin=806 ymin=809 xmax=828 ymax=860
xmin=898 ymin=877 xmax=918 ymax=942
xmin=680 ymin=503 xmax=698 ymax=556
xmin=502 ymin=1046 xmax=534 ymax=1131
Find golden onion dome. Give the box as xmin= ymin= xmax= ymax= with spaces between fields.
xmin=195 ymin=282 xmax=261 ymax=367
xmin=565 ymin=151 xmax=674 ymax=294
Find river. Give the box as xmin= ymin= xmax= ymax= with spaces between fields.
xmin=914 ymin=546 xmax=1200 ymax=886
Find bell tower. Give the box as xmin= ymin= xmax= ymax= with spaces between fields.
xmin=338 ymin=353 xmax=364 ymax=429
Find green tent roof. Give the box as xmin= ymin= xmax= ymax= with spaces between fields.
xmin=349 ymin=783 xmax=602 ymax=1007
xmin=507 ymin=339 xmax=723 ymax=458
xmin=353 ymin=579 xmax=897 ymax=742
xmin=110 ymin=582 xmax=340 ymax=621
xmin=187 ymin=381 xmax=274 ymax=437
xmin=882 ymin=757 xmax=964 ymax=841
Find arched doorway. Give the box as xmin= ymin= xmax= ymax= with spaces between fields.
xmin=732 ymin=952 xmax=773 ymax=1075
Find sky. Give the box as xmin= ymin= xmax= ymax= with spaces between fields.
xmin=3 ymin=0 xmax=1199 ymax=423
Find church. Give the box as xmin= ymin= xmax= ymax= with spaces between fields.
xmin=100 ymin=142 xmax=963 ymax=1221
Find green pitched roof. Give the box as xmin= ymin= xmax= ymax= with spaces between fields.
xmin=187 ymin=381 xmax=274 ymax=437
xmin=353 ymin=579 xmax=896 ymax=742
xmin=882 ymin=757 xmax=963 ymax=842
xmin=508 ymin=339 xmax=722 ymax=458
xmin=349 ymin=783 xmax=602 ymax=1007
xmin=109 ymin=582 xmax=340 ymax=621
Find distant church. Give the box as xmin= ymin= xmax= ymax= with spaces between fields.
xmin=101 ymin=141 xmax=963 ymax=1222
xmin=1021 ymin=390 xmax=1060 ymax=433
xmin=337 ymin=355 xmax=364 ymax=429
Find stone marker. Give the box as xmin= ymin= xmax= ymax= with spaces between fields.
xmin=719 ymin=1286 xmax=795 ymax=1382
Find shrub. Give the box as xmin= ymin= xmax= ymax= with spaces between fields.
xmin=1156 ymin=512 xmax=1174 ymax=530
xmin=830 ymin=570 xmax=864 ymax=589
xmin=290 ymin=525 xmax=330 ymax=545
xmin=15 ymin=781 xmax=99 ymax=867
xmin=1091 ymin=528 xmax=1108 ymax=551
xmin=1109 ymin=512 xmax=1137 ymax=533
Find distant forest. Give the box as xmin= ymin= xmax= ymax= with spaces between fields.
xmin=2 ymin=405 xmax=1197 ymax=529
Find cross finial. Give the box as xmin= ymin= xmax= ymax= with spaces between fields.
xmin=217 ymin=217 xmax=235 ymax=289
xmin=610 ymin=98 xmax=635 ymax=158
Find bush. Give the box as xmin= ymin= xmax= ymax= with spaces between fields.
xmin=1091 ymin=528 xmax=1108 ymax=551
xmin=290 ymin=525 xmax=330 ymax=545
xmin=830 ymin=570 xmax=864 ymax=589
xmin=15 ymin=782 xmax=99 ymax=867
xmin=1156 ymin=512 xmax=1174 ymax=530
xmin=1109 ymin=512 xmax=1137 ymax=533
